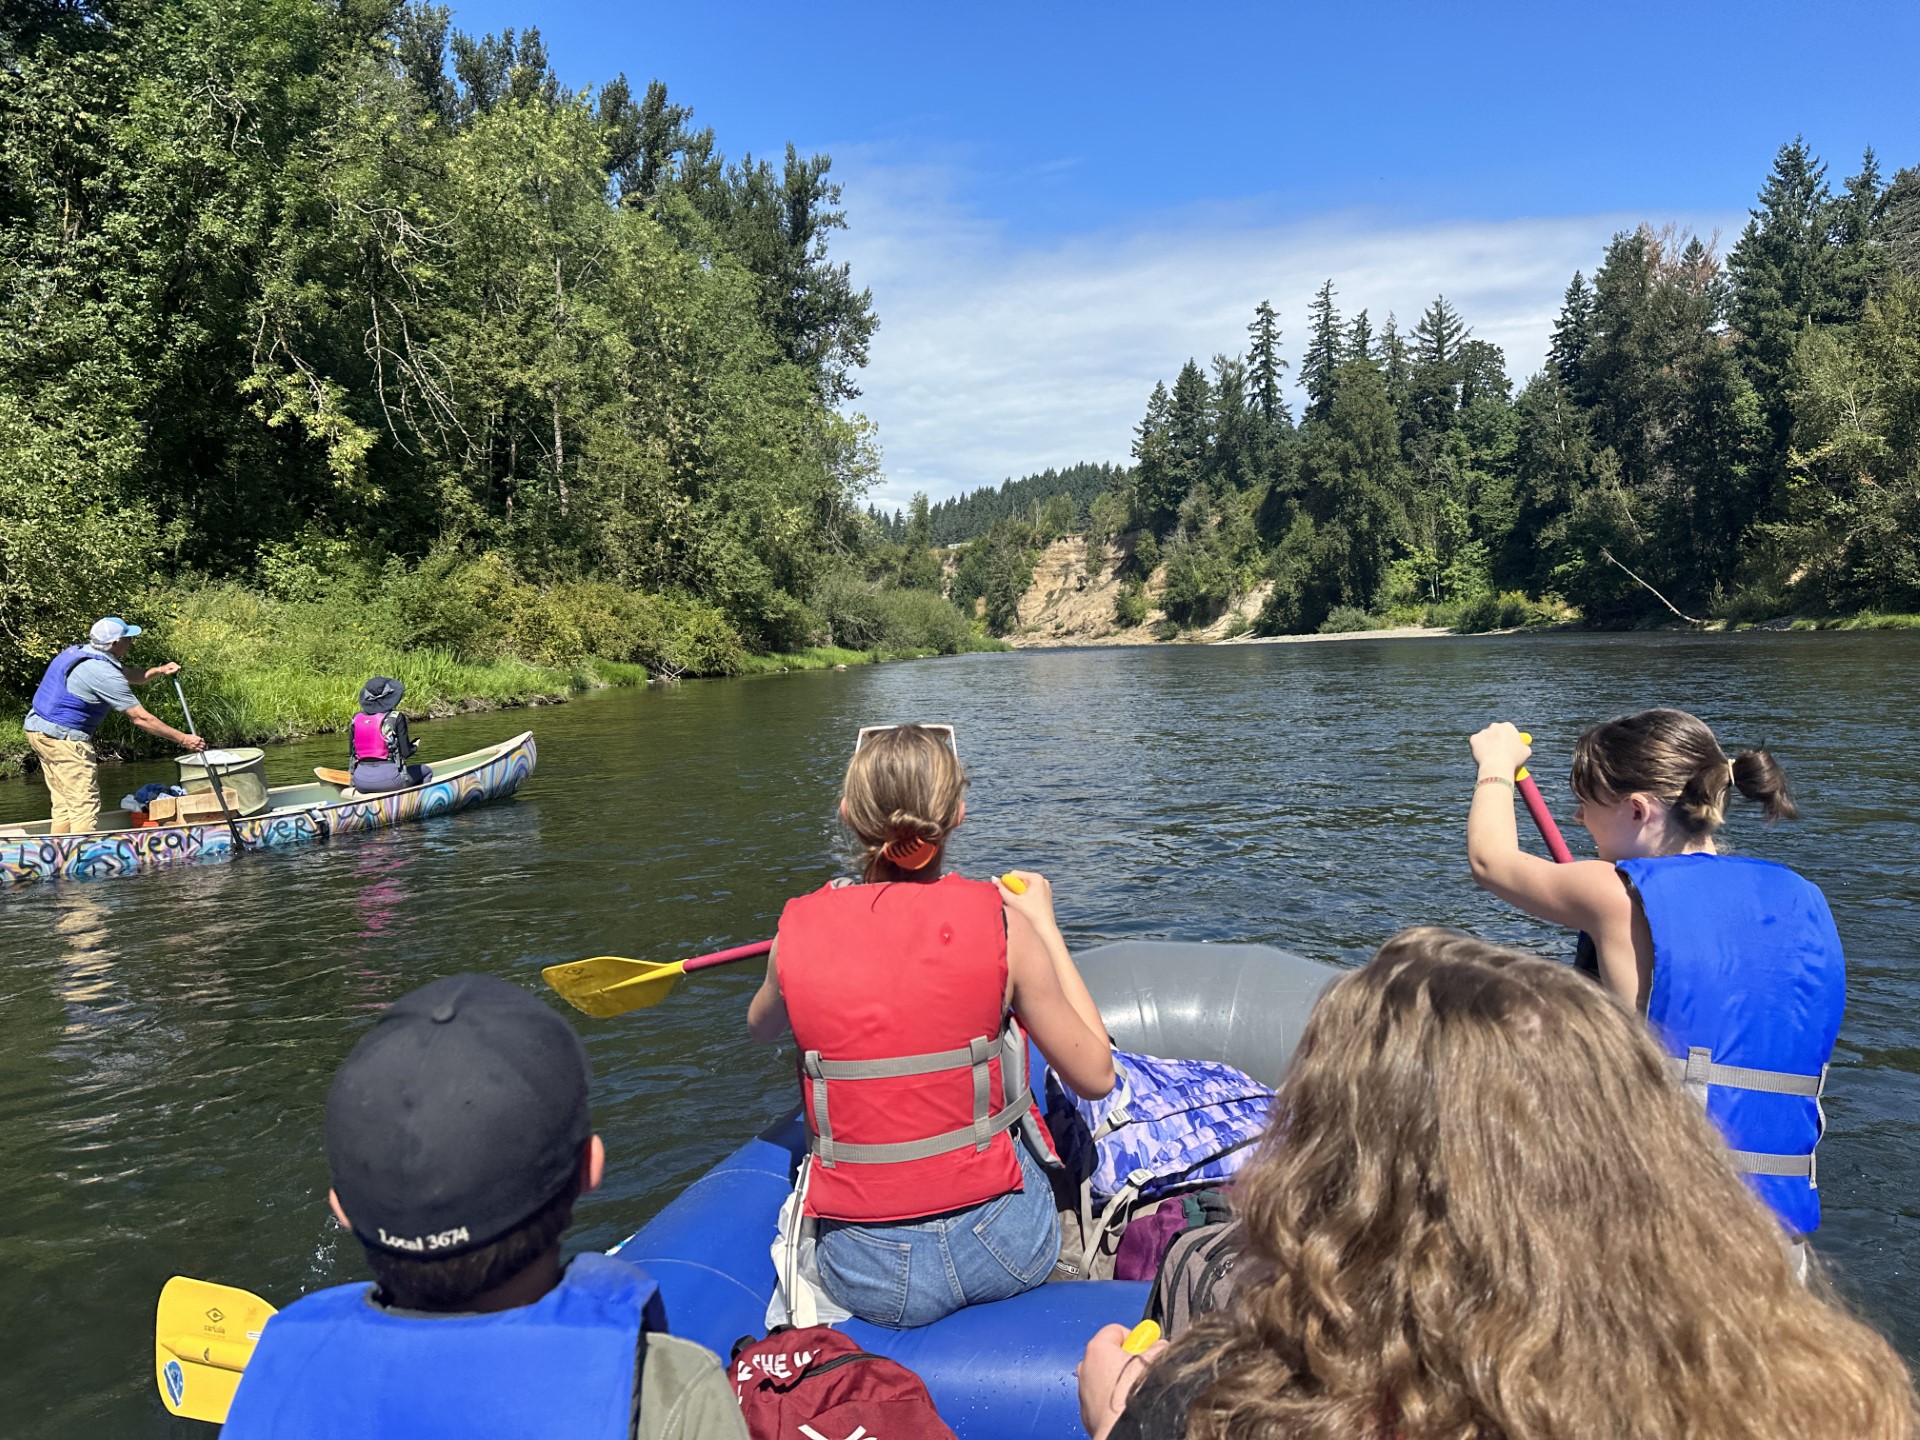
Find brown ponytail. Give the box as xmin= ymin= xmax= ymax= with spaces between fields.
xmin=1732 ymin=748 xmax=1798 ymax=822
xmin=840 ymin=725 xmax=968 ymax=883
xmin=1570 ymin=708 xmax=1796 ymax=838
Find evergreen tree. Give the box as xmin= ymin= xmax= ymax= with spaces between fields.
xmin=1410 ymin=296 xmax=1468 ymax=434
xmin=1549 ymin=273 xmax=1597 ymax=393
xmin=1301 ymin=280 xmax=1342 ymax=423
xmin=1132 ymin=380 xmax=1181 ymax=536
xmin=1883 ymin=166 xmax=1920 ymax=279
xmin=1294 ymin=358 xmax=1409 ymax=616
xmin=1833 ymin=148 xmax=1889 ymax=314
xmin=1347 ymin=309 xmax=1374 ymax=362
xmin=1245 ymin=300 xmax=1291 ymax=427
xmin=1728 ymin=138 xmax=1841 ymax=450
xmin=1165 ymin=359 xmax=1213 ymax=510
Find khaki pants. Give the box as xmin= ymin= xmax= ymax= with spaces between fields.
xmin=27 ymin=731 xmax=100 ymax=835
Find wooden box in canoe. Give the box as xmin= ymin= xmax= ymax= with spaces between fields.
xmin=0 ymin=732 xmax=536 ymax=889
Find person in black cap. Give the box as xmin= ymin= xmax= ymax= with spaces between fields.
xmin=221 ymin=974 xmax=746 ymax=1440
xmin=346 ymin=675 xmax=432 ymax=794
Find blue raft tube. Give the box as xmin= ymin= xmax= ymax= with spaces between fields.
xmin=611 ymin=941 xmax=1340 ymax=1440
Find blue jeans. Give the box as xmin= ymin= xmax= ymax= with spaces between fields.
xmin=815 ymin=1135 xmax=1061 ymax=1328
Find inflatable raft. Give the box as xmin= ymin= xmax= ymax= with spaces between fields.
xmin=613 ymin=940 xmax=1342 ymax=1440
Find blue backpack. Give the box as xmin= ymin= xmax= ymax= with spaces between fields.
xmin=1042 ymin=1049 xmax=1274 ymax=1278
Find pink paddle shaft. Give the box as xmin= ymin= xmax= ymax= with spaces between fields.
xmin=1517 ymin=776 xmax=1576 ymax=864
xmin=681 ymin=940 xmax=774 ymax=974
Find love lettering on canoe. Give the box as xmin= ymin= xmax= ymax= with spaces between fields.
xmin=0 ymin=732 xmax=535 ymax=887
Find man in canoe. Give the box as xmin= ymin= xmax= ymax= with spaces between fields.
xmin=24 ymin=616 xmax=206 ymax=834
xmin=221 ymin=973 xmax=746 ymax=1440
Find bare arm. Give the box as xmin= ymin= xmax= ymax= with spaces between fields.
xmin=998 ymin=870 xmax=1109 ymax=1045
xmin=122 ymin=703 xmax=205 ymax=751
xmin=124 ymin=661 xmax=181 ymax=686
xmin=1008 ymin=905 xmax=1115 ymax=1100
xmin=746 ymin=938 xmax=789 ymax=1044
xmin=1467 ymin=722 xmax=1644 ymax=1007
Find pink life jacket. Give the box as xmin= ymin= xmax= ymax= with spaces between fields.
xmin=350 ymin=711 xmax=397 ymax=764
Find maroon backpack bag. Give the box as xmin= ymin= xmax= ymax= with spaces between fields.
xmin=731 ymin=1327 xmax=959 ymax=1440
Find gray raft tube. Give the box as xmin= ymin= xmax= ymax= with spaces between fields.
xmin=1077 ymin=940 xmax=1343 ymax=1087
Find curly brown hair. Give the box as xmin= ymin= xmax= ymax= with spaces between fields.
xmin=1160 ymin=927 xmax=1915 ymax=1440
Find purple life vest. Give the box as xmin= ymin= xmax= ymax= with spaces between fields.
xmin=30 ymin=646 xmax=118 ymax=735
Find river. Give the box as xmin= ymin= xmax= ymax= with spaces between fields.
xmin=2 ymin=631 xmax=1916 ymax=1436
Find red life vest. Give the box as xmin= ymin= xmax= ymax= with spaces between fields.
xmin=776 ymin=875 xmax=1051 ymax=1223
xmin=351 ymin=712 xmax=397 ymax=763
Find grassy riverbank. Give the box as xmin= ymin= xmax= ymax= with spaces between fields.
xmin=0 ymin=569 xmax=1006 ymax=783
xmin=0 ymin=642 xmax=993 ymax=783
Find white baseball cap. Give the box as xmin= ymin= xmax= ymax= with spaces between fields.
xmin=90 ymin=616 xmax=143 ymax=645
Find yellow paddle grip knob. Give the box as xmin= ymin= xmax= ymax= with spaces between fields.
xmin=1516 ymin=731 xmax=1533 ymax=782
xmin=1123 ymin=1320 xmax=1161 ymax=1354
xmin=1000 ymin=873 xmax=1027 ymax=895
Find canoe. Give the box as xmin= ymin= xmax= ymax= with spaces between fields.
xmin=612 ymin=939 xmax=1340 ymax=1440
xmin=0 ymin=731 xmax=536 ymax=889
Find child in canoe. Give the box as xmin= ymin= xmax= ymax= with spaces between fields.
xmin=349 ymin=676 xmax=432 ymax=794
xmin=1464 ymin=710 xmax=1844 ymax=1249
xmin=747 ymin=722 xmax=1115 ymax=1327
xmin=1079 ymin=929 xmax=1914 ymax=1440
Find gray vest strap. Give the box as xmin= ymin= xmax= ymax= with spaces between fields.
xmin=1672 ymin=1046 xmax=1827 ymax=1184
xmin=803 ymin=1023 xmax=1032 ymax=1169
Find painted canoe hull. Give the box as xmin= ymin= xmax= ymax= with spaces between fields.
xmin=611 ymin=940 xmax=1341 ymax=1440
xmin=0 ymin=732 xmax=536 ymax=888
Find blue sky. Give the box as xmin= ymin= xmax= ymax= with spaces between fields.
xmin=449 ymin=0 xmax=1920 ymax=508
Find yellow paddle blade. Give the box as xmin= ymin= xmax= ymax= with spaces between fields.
xmin=314 ymin=766 xmax=352 ymax=787
xmin=155 ymin=1275 xmax=277 ymax=1424
xmin=542 ymin=956 xmax=688 ymax=1018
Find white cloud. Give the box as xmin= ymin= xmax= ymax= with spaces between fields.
xmin=830 ymin=156 xmax=1740 ymax=512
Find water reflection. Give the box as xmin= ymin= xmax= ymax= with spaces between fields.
xmin=0 ymin=634 xmax=1917 ymax=1438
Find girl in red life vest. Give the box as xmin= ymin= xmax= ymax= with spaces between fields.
xmin=747 ymin=723 xmax=1116 ymax=1328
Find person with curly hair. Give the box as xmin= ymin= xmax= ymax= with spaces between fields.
xmin=1078 ymin=929 xmax=1915 ymax=1440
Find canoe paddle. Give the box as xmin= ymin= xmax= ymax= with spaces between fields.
xmin=172 ymin=678 xmax=248 ymax=855
xmin=545 ymin=873 xmax=1033 ymax=1018
xmin=1516 ymin=731 xmax=1575 ymax=863
xmin=154 ymin=1275 xmax=277 ymax=1424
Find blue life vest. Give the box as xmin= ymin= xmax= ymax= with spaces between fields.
xmin=29 ymin=646 xmax=117 ymax=735
xmin=1621 ymin=853 xmax=1845 ymax=1237
xmin=221 ymin=1253 xmax=664 ymax=1440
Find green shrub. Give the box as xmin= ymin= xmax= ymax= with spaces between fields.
xmin=810 ymin=570 xmax=973 ymax=654
xmin=1317 ymin=605 xmax=1377 ymax=634
xmin=1114 ymin=579 xmax=1149 ymax=627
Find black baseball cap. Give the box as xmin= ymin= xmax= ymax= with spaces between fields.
xmin=325 ymin=974 xmax=591 ymax=1258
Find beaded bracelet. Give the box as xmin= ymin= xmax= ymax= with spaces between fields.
xmin=1476 ymin=774 xmax=1515 ymax=789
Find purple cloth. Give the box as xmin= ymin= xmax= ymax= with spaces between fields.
xmin=1113 ymin=1197 xmax=1189 ymax=1282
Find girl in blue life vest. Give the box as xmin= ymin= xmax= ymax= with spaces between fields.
xmin=1465 ymin=710 xmax=1844 ymax=1246
xmin=747 ymin=723 xmax=1116 ymax=1327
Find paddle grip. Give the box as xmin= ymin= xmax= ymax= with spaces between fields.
xmin=1123 ymin=1320 xmax=1162 ymax=1354
xmin=1518 ymin=776 xmax=1576 ymax=863
xmin=681 ymin=940 xmax=775 ymax=974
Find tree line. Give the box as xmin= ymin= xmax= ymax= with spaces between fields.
xmin=945 ymin=139 xmax=1920 ymax=636
xmin=2 ymin=0 xmax=991 ymax=698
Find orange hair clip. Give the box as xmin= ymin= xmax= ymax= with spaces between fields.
xmin=882 ymin=834 xmax=941 ymax=871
